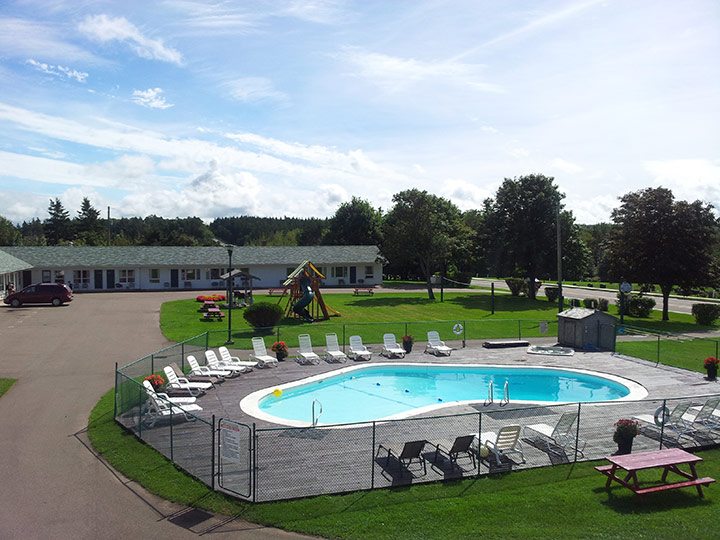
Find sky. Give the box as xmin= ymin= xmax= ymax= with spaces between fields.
xmin=0 ymin=0 xmax=718 ymax=225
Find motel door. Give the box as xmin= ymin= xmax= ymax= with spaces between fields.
xmin=94 ymin=270 xmax=103 ymax=290
xmin=106 ymin=269 xmax=115 ymax=289
xmin=170 ymin=269 xmax=179 ymax=288
xmin=349 ymin=266 xmax=357 ymax=284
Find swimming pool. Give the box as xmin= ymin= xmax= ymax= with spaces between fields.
xmin=240 ymin=363 xmax=648 ymax=426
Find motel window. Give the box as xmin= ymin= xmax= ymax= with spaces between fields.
xmin=331 ymin=266 xmax=347 ymax=278
xmin=149 ymin=269 xmax=160 ymax=283
xmin=181 ymin=269 xmax=199 ymax=281
xmin=119 ymin=269 xmax=135 ymax=283
xmin=365 ymin=266 xmax=374 ymax=279
xmin=206 ymin=268 xmax=222 ymax=280
xmin=73 ymin=270 xmax=90 ymax=284
xmin=286 ymin=267 xmax=295 ymax=278
xmin=42 ymin=270 xmax=51 ymax=283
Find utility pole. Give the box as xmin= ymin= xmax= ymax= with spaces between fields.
xmin=556 ymin=202 xmax=563 ymax=312
xmin=107 ymin=206 xmax=111 ymax=246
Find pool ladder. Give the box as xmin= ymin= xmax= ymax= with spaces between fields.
xmin=312 ymin=399 xmax=323 ymax=426
xmin=484 ymin=380 xmax=510 ymax=406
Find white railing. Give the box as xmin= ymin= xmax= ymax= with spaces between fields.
xmin=484 ymin=381 xmax=494 ymax=405
xmin=312 ymin=399 xmax=323 ymax=426
xmin=501 ymin=380 xmax=510 ymax=406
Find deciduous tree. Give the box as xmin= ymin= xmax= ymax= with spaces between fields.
xmin=605 ymin=187 xmax=718 ymax=321
xmin=324 ymin=197 xmax=383 ymax=246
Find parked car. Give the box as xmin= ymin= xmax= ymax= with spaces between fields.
xmin=4 ymin=283 xmax=73 ymax=307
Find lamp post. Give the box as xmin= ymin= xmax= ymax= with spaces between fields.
xmin=225 ymin=245 xmax=234 ymax=345
xmin=556 ymin=202 xmax=564 ymax=313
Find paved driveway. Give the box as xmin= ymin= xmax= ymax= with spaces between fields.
xmin=0 ymin=293 xmax=308 ymax=540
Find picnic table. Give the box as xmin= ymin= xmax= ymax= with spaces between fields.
xmin=353 ymin=287 xmax=374 ymax=295
xmin=199 ymin=300 xmax=217 ymax=312
xmin=202 ymin=307 xmax=225 ymax=321
xmin=595 ymin=448 xmax=715 ymax=497
xmin=267 ymin=288 xmax=285 ymax=296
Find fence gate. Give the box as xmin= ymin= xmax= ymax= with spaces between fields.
xmin=217 ymin=419 xmax=252 ymax=499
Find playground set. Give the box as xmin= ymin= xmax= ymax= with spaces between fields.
xmin=278 ymin=261 xmax=340 ymax=322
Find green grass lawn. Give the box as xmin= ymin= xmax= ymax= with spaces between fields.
xmin=0 ymin=378 xmax=16 ymax=397
xmin=617 ymin=337 xmax=720 ymax=374
xmin=160 ymin=291 xmax=713 ymax=349
xmin=89 ymin=388 xmax=719 ymax=539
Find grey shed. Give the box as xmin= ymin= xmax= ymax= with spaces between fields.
xmin=557 ymin=308 xmax=617 ymax=351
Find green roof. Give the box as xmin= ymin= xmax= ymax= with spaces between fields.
xmin=0 ymin=246 xmax=381 ymax=269
xmin=0 ymin=249 xmax=33 ymax=274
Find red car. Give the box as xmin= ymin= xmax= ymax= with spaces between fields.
xmin=4 ymin=283 xmax=73 ymax=307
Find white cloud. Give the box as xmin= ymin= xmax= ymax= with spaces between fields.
xmin=223 ymin=77 xmax=287 ymax=103
xmin=131 ymin=88 xmax=174 ymax=109
xmin=281 ymin=0 xmax=348 ymax=24
xmin=441 ymin=179 xmax=493 ymax=211
xmin=26 ymin=58 xmax=88 ymax=82
xmin=565 ymin=194 xmax=618 ymax=224
xmin=338 ymin=47 xmax=502 ymax=94
xmin=644 ymin=159 xmax=720 ymax=207
xmin=549 ymin=158 xmax=584 ymax=174
xmin=0 ymin=17 xmax=98 ymax=63
xmin=317 ymin=183 xmax=348 ymax=208
xmin=78 ymin=14 xmax=183 ymax=65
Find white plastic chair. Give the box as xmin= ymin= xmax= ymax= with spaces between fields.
xmin=218 ymin=346 xmax=258 ymax=369
xmin=348 ymin=335 xmax=372 ymax=361
xmin=187 ymin=354 xmax=234 ymax=378
xmin=163 ymin=365 xmax=212 ymax=396
xmin=381 ymin=333 xmax=405 ymax=358
xmin=323 ymin=333 xmax=347 ymax=363
xmin=473 ymin=425 xmax=525 ymax=466
xmin=297 ymin=334 xmax=321 ymax=365
xmin=249 ymin=337 xmax=279 ymax=368
xmin=425 ymin=331 xmax=452 ymax=356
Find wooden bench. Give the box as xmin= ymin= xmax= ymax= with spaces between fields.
xmin=633 ymin=477 xmax=715 ymax=495
xmin=353 ymin=288 xmax=374 ymax=295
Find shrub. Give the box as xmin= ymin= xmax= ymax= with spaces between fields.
xmin=598 ymin=298 xmax=609 ymax=311
xmin=545 ymin=286 xmax=559 ymax=303
xmin=243 ymin=301 xmax=284 ymax=329
xmin=570 ymin=298 xmax=581 ymax=307
xmin=582 ymin=298 xmax=598 ymax=309
xmin=618 ymin=294 xmax=656 ymax=318
xmin=691 ymin=303 xmax=720 ymax=326
xmin=505 ymin=278 xmax=525 ymax=296
xmin=586 ymin=283 xmax=594 ymax=287
xmin=599 ymin=284 xmax=606 ymax=289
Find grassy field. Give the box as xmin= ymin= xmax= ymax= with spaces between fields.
xmin=0 ymin=378 xmax=16 ymax=397
xmin=617 ymin=337 xmax=720 ymax=374
xmin=160 ymin=291 xmax=712 ymax=348
xmin=89 ymin=388 xmax=719 ymax=540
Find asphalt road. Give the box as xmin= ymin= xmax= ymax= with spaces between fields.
xmin=470 ymin=279 xmax=715 ymax=315
xmin=0 ymin=293 xmax=310 ymax=540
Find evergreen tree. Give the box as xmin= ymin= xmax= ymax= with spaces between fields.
xmin=44 ymin=198 xmax=72 ymax=245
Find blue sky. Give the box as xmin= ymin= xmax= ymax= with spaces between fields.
xmin=0 ymin=0 xmax=718 ymax=225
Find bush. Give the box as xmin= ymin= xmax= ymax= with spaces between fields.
xmin=598 ymin=298 xmax=609 ymax=311
xmin=243 ymin=301 xmax=284 ymax=329
xmin=618 ymin=294 xmax=656 ymax=318
xmin=691 ymin=303 xmax=720 ymax=326
xmin=505 ymin=278 xmax=525 ymax=296
xmin=582 ymin=298 xmax=598 ymax=309
xmin=570 ymin=298 xmax=581 ymax=307
xmin=545 ymin=286 xmax=559 ymax=303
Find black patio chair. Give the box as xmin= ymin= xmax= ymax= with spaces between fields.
xmin=377 ymin=440 xmax=427 ymax=476
xmin=429 ymin=435 xmax=477 ymax=470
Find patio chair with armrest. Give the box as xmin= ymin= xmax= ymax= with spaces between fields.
xmin=204 ymin=350 xmax=248 ymax=376
xmin=472 ymin=425 xmax=525 ymax=466
xmin=187 ymin=355 xmax=235 ymax=379
xmin=689 ymin=397 xmax=720 ymax=433
xmin=376 ymin=440 xmax=427 ymax=477
xmin=163 ymin=365 xmax=212 ymax=397
xmin=142 ymin=380 xmax=197 ymax=405
xmin=429 ymin=434 xmax=476 ymax=470
xmin=523 ymin=411 xmax=585 ymax=457
xmin=633 ymin=402 xmax=695 ymax=441
xmin=142 ymin=385 xmax=203 ymax=428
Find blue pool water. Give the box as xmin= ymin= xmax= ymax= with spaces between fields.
xmin=250 ymin=364 xmax=636 ymax=425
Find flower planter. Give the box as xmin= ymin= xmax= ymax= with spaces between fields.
xmin=706 ymin=364 xmax=717 ymax=381
xmin=403 ymin=342 xmax=413 ymax=353
xmin=614 ymin=437 xmax=634 ymax=455
xmin=276 ymin=352 xmax=287 ymax=362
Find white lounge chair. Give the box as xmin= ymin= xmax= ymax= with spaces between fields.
xmin=381 ymin=333 xmax=405 ymax=358
xmin=473 ymin=425 xmax=525 ymax=466
xmin=163 ymin=365 xmax=213 ymax=396
xmin=218 ymin=346 xmax=258 ymax=370
xmin=297 ymin=334 xmax=321 ymax=365
xmin=348 ymin=335 xmax=372 ymax=361
xmin=142 ymin=380 xmax=197 ymax=405
xmin=143 ymin=386 xmax=202 ymax=428
xmin=523 ymin=412 xmax=585 ymax=457
xmin=323 ymin=333 xmax=347 ymax=363
xmin=249 ymin=337 xmax=279 ymax=368
xmin=187 ymin=354 xmax=235 ymax=379
xmin=204 ymin=350 xmax=247 ymax=376
xmin=689 ymin=397 xmax=720 ymax=432
xmin=425 ymin=331 xmax=452 ymax=356
xmin=633 ymin=402 xmax=695 ymax=441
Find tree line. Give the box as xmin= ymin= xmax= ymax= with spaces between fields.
xmin=1 ymin=176 xmax=718 ymax=319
